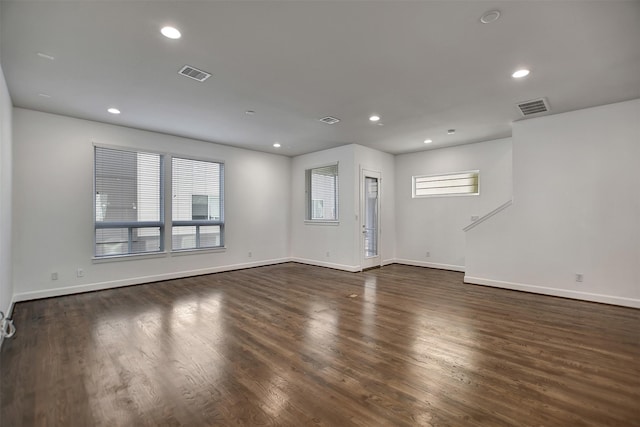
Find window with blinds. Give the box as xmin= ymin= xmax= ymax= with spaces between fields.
xmin=306 ymin=164 xmax=338 ymax=221
xmin=172 ymin=157 xmax=224 ymax=250
xmin=412 ymin=170 xmax=479 ymax=197
xmin=94 ymin=147 xmax=164 ymax=257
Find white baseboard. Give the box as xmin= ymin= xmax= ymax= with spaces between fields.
xmin=381 ymin=259 xmax=396 ymax=267
xmin=289 ymin=257 xmax=361 ymax=272
xmin=394 ymin=259 xmax=465 ymax=272
xmin=464 ymin=276 xmax=640 ymax=309
xmin=13 ymin=258 xmax=292 ymax=303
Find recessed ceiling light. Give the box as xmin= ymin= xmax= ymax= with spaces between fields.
xmin=369 ymin=115 xmax=380 ymax=122
xmin=273 ymin=142 xmax=281 ymax=148
xmin=424 ymin=139 xmax=433 ymax=144
xmin=38 ymin=93 xmax=51 ymax=98
xmin=245 ymin=110 xmax=256 ymax=115
xmin=161 ymin=26 xmax=181 ymax=39
xmin=37 ymin=52 xmax=55 ymax=60
xmin=107 ymin=108 xmax=121 ymax=115
xmin=480 ymin=10 xmax=501 ymax=24
xmin=447 ymin=129 xmax=455 ymax=135
xmin=512 ymin=69 xmax=530 ymax=78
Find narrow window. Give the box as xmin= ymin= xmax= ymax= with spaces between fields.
xmin=412 ymin=171 xmax=479 ymax=197
xmin=94 ymin=147 xmax=164 ymax=257
xmin=306 ymin=164 xmax=338 ymax=221
xmin=172 ymin=157 xmax=224 ymax=250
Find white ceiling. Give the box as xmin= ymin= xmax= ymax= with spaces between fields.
xmin=1 ymin=1 xmax=639 ymax=157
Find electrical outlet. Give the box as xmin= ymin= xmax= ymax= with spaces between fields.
xmin=575 ymin=273 xmax=583 ymax=283
xmin=426 ymin=251 xmax=430 ymax=258
xmin=77 ymin=268 xmax=84 ymax=278
xmin=51 ymin=272 xmax=58 ymax=281
xmin=248 ymin=251 xmax=252 ymax=258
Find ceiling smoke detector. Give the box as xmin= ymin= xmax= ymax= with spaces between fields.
xmin=318 ymin=116 xmax=340 ymax=125
xmin=517 ymin=98 xmax=550 ymax=116
xmin=178 ymin=65 xmax=211 ymax=82
xmin=480 ymin=10 xmax=501 ymax=24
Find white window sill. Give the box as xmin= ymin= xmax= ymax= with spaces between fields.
xmin=304 ymin=220 xmax=340 ymax=226
xmin=171 ymin=247 xmax=227 ymax=256
xmin=92 ymin=251 xmax=168 ymax=263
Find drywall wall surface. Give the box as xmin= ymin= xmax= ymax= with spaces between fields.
xmin=12 ymin=108 xmax=291 ymax=299
xmin=466 ymin=99 xmax=640 ymax=307
xmin=395 ymin=138 xmax=513 ymax=270
xmin=354 ymin=144 xmax=396 ymax=265
xmin=0 ymin=63 xmax=12 ymax=315
xmin=290 ymin=144 xmax=359 ymax=270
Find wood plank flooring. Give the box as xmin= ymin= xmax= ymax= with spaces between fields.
xmin=1 ymin=263 xmax=639 ymax=426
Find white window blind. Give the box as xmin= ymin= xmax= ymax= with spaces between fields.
xmin=172 ymin=157 xmax=224 ymax=250
xmin=306 ymin=164 xmax=338 ymax=221
xmin=413 ymin=171 xmax=479 ymax=197
xmin=94 ymin=147 xmax=164 ymax=257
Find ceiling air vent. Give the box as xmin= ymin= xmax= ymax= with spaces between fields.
xmin=318 ymin=116 xmax=340 ymax=125
xmin=517 ymin=98 xmax=550 ymax=116
xmin=178 ymin=65 xmax=211 ymax=82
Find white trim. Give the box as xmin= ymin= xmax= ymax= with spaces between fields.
xmin=303 ymin=220 xmax=340 ymax=226
xmin=290 ymin=257 xmax=361 ymax=272
xmin=394 ymin=259 xmax=465 ymax=272
xmin=93 ymin=251 xmax=168 ymax=263
xmin=464 ymin=276 xmax=640 ymax=309
xmin=381 ymin=259 xmax=396 ymax=267
xmin=13 ymin=258 xmax=291 ymax=303
xmin=463 ymin=198 xmax=513 ymax=232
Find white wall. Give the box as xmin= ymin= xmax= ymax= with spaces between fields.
xmin=395 ymin=138 xmax=513 ymax=270
xmin=12 ymin=108 xmax=291 ymax=300
xmin=465 ymin=99 xmax=640 ymax=308
xmin=290 ymin=144 xmax=358 ymax=270
xmin=290 ymin=144 xmax=396 ymax=271
xmin=0 ymin=64 xmax=13 ymax=318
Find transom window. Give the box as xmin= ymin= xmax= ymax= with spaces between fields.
xmin=412 ymin=171 xmax=479 ymax=197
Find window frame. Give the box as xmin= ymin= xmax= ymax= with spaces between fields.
xmin=412 ymin=170 xmax=480 ymax=198
xmin=305 ymin=163 xmax=339 ymax=223
xmin=170 ymin=156 xmax=225 ymax=252
xmin=93 ymin=145 xmax=165 ymax=258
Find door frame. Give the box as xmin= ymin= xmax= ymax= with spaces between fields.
xmin=360 ymin=168 xmax=382 ymax=270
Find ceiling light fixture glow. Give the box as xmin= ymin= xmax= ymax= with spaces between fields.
xmin=161 ymin=26 xmax=181 ymax=39
xmin=424 ymin=139 xmax=433 ymax=144
xmin=369 ymin=115 xmax=380 ymax=122
xmin=512 ymin=69 xmax=530 ymax=78
xmin=273 ymin=143 xmax=281 ymax=148
xmin=107 ymin=108 xmax=121 ymax=115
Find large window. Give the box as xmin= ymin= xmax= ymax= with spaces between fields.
xmin=94 ymin=147 xmax=164 ymax=257
xmin=412 ymin=170 xmax=479 ymax=197
xmin=172 ymin=157 xmax=224 ymax=250
xmin=306 ymin=164 xmax=338 ymax=221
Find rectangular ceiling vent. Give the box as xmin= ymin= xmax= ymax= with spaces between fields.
xmin=517 ymin=98 xmax=550 ymax=116
xmin=318 ymin=116 xmax=340 ymax=125
xmin=178 ymin=65 xmax=211 ymax=82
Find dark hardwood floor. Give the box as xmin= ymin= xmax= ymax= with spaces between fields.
xmin=1 ymin=263 xmax=639 ymax=426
